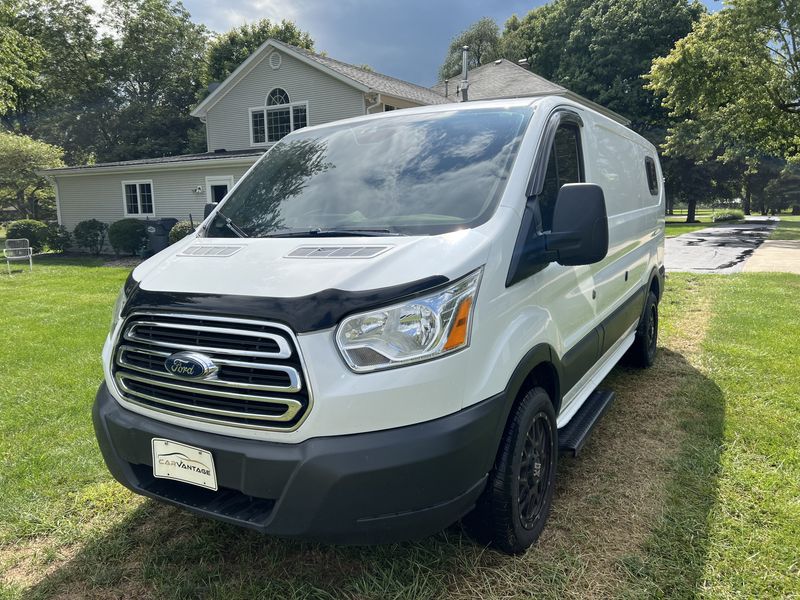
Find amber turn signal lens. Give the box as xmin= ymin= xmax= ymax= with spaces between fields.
xmin=443 ymin=296 xmax=473 ymax=351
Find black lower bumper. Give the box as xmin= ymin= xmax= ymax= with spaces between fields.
xmin=93 ymin=383 xmax=509 ymax=544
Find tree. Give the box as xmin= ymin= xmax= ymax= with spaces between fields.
xmin=0 ymin=0 xmax=44 ymax=115
xmin=94 ymin=0 xmax=210 ymax=161
xmin=648 ymin=3 xmax=800 ymax=215
xmin=438 ymin=17 xmax=501 ymax=81
xmin=498 ymin=0 xmax=704 ymax=132
xmin=206 ymin=19 xmax=314 ymax=83
xmin=4 ymin=0 xmax=210 ymax=163
xmin=648 ymin=1 xmax=800 ymax=158
xmin=5 ymin=0 xmax=109 ymax=164
xmin=0 ymin=132 xmax=64 ymax=220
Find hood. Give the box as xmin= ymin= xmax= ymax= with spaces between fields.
xmin=134 ymin=228 xmax=492 ymax=298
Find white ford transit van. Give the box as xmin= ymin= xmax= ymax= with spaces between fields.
xmin=94 ymin=96 xmax=664 ymax=554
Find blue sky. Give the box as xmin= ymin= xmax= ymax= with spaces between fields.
xmin=92 ymin=0 xmax=721 ymax=87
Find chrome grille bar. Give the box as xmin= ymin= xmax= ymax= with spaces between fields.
xmin=116 ymin=345 xmax=302 ymax=393
xmin=116 ymin=374 xmax=302 ymax=422
xmin=125 ymin=321 xmax=291 ymax=359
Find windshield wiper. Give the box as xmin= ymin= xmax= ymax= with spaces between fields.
xmin=265 ymin=228 xmax=404 ymax=238
xmin=213 ymin=210 xmax=249 ymax=238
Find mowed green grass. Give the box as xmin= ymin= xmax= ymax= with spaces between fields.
xmin=771 ymin=215 xmax=800 ymax=240
xmin=1 ymin=259 xmax=799 ymax=598
xmin=0 ymin=257 xmax=129 ymax=544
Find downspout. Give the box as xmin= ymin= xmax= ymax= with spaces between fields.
xmin=460 ymin=45 xmax=469 ymax=102
xmin=365 ymin=91 xmax=382 ymax=113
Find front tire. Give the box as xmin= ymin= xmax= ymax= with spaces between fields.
xmin=465 ymin=387 xmax=557 ymax=555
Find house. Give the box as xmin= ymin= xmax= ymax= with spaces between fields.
xmin=431 ymin=59 xmax=629 ymax=125
xmin=43 ymin=43 xmax=627 ymax=237
xmin=43 ymin=39 xmax=447 ymax=233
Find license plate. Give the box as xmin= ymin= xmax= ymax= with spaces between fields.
xmin=151 ymin=438 xmax=218 ymax=491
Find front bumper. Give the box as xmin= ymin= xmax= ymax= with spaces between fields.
xmin=93 ymin=383 xmax=508 ymax=544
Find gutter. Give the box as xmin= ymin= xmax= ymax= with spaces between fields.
xmin=37 ymin=154 xmax=262 ymax=178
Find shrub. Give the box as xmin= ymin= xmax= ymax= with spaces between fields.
xmin=46 ymin=224 xmax=71 ymax=252
xmin=6 ymin=219 xmax=49 ymax=252
xmin=168 ymin=220 xmax=196 ymax=244
xmin=73 ymin=219 xmax=108 ymax=255
xmin=108 ymin=218 xmax=148 ymax=256
xmin=711 ymin=209 xmax=745 ymax=222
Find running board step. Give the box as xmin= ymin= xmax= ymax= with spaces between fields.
xmin=558 ymin=389 xmax=616 ymax=457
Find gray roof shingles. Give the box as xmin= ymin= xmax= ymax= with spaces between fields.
xmin=289 ymin=45 xmax=450 ymax=106
xmin=431 ymin=59 xmax=566 ymax=101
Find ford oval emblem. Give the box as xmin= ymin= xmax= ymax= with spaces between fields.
xmin=164 ymin=351 xmax=217 ymax=379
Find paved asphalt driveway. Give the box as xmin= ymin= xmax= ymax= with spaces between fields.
xmin=665 ymin=219 xmax=777 ymax=273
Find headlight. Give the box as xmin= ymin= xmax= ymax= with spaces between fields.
xmin=336 ymin=268 xmax=482 ymax=372
xmin=110 ymin=272 xmax=137 ymax=334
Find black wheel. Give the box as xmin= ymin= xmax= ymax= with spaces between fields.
xmin=625 ymin=290 xmax=659 ymax=368
xmin=464 ymin=387 xmax=557 ymax=555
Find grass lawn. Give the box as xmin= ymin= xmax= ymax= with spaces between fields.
xmin=771 ymin=215 xmax=800 ymax=240
xmin=665 ymin=210 xmax=720 ymax=238
xmin=1 ymin=258 xmax=799 ymax=598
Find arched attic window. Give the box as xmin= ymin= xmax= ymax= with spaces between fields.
xmin=250 ymin=88 xmax=308 ymax=145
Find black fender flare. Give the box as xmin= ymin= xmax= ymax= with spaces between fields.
xmin=484 ymin=343 xmax=564 ymax=466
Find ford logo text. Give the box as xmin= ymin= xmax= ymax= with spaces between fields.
xmin=164 ymin=352 xmax=217 ymax=379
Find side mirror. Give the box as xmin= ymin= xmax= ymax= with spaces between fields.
xmin=546 ymin=183 xmax=608 ymax=266
xmin=203 ymin=203 xmax=218 ymax=219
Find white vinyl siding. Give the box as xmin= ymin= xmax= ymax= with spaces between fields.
xmin=206 ymin=50 xmax=365 ymax=152
xmin=122 ymin=180 xmax=155 ymax=216
xmin=56 ymin=164 xmax=254 ymax=233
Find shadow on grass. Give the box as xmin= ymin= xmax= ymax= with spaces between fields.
xmin=22 ymin=349 xmax=724 ymax=600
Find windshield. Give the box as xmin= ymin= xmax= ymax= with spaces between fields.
xmin=204 ymin=107 xmax=532 ymax=238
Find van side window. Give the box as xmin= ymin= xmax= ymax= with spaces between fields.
xmin=645 ymin=157 xmax=659 ymax=196
xmin=538 ymin=124 xmax=583 ymax=231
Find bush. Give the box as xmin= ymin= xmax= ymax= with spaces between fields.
xmin=108 ymin=218 xmax=148 ymax=256
xmin=711 ymin=209 xmax=745 ymax=222
xmin=168 ymin=220 xmax=196 ymax=244
xmin=73 ymin=219 xmax=108 ymax=255
xmin=46 ymin=224 xmax=71 ymax=252
xmin=6 ymin=219 xmax=49 ymax=252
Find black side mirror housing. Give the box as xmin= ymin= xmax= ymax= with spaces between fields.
xmin=546 ymin=183 xmax=609 ymax=266
xmin=203 ymin=203 xmax=218 ymax=219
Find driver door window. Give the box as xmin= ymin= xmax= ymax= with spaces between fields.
xmin=538 ymin=124 xmax=583 ymax=231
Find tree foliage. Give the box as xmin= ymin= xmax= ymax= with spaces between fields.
xmin=0 ymin=131 xmax=64 ymax=220
xmin=495 ymin=0 xmax=704 ymax=131
xmin=648 ymin=2 xmax=800 ymax=163
xmin=438 ymin=17 xmax=501 ymax=80
xmin=207 ymin=19 xmax=314 ymax=83
xmin=0 ymin=0 xmax=44 ymax=115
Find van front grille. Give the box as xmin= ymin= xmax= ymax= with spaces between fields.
xmin=111 ymin=312 xmax=310 ymax=430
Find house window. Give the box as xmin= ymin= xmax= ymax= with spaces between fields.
xmin=250 ymin=88 xmax=308 ymax=145
xmin=384 ymin=104 xmax=397 ymax=111
xmin=252 ymin=110 xmax=266 ymax=144
xmin=267 ymin=88 xmax=290 ymax=106
xmin=205 ymin=175 xmax=234 ymax=204
xmin=122 ymin=181 xmax=154 ymax=216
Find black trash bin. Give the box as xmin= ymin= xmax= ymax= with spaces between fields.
xmin=144 ymin=218 xmax=178 ymax=256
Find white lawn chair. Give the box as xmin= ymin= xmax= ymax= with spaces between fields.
xmin=4 ymin=238 xmax=33 ymax=274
